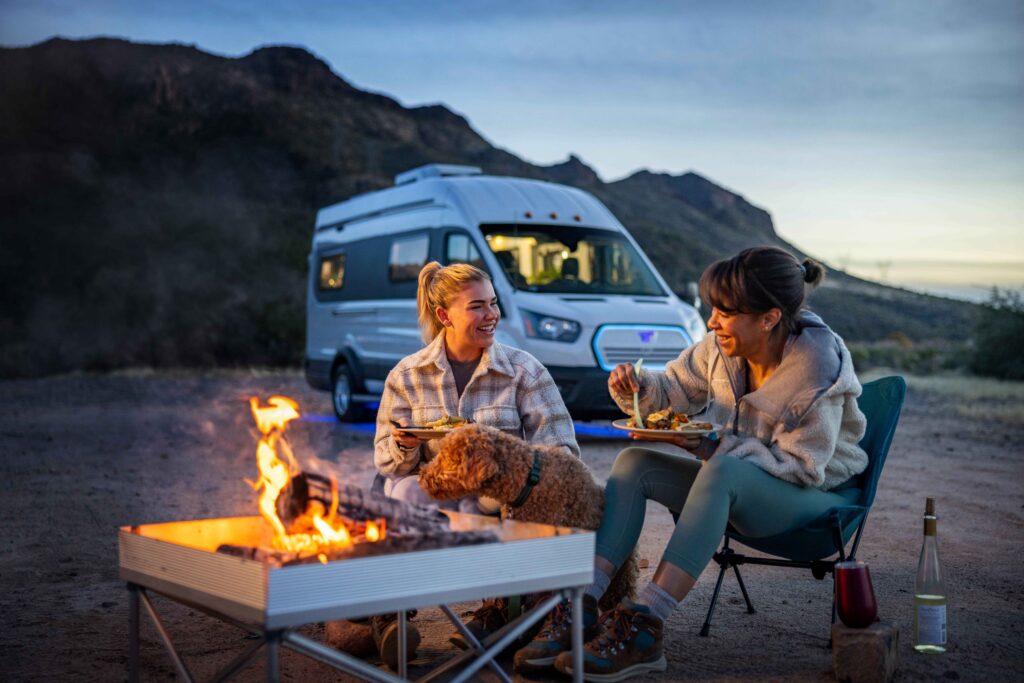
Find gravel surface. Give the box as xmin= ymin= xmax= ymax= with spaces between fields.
xmin=1 ymin=369 xmax=1021 ymax=682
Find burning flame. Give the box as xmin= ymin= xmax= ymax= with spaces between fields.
xmin=248 ymin=396 xmax=385 ymax=555
xmin=313 ymin=515 xmax=352 ymax=545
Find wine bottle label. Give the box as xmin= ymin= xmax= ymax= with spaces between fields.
xmin=916 ymin=604 xmax=947 ymax=645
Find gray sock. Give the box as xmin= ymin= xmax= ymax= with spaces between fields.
xmin=584 ymin=566 xmax=613 ymax=602
xmin=636 ymin=582 xmax=678 ymax=622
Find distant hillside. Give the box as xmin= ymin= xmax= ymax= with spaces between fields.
xmin=0 ymin=38 xmax=976 ymax=377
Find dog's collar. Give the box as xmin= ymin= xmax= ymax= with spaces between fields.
xmin=509 ymin=450 xmax=542 ymax=509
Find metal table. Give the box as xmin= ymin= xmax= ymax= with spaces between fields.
xmin=120 ymin=513 xmax=593 ymax=682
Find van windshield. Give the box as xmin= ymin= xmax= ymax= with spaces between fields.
xmin=480 ymin=224 xmax=666 ymax=296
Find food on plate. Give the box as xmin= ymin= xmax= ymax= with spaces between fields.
xmin=627 ymin=409 xmax=713 ymax=432
xmin=420 ymin=415 xmax=470 ymax=430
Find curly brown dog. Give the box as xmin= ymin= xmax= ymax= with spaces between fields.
xmin=420 ymin=423 xmax=637 ymax=609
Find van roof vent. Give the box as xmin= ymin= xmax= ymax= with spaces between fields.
xmin=394 ymin=164 xmax=482 ymax=186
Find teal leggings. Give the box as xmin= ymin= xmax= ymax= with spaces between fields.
xmin=594 ymin=448 xmax=861 ymax=579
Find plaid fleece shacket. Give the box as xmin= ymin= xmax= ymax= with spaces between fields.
xmin=374 ymin=333 xmax=580 ymax=478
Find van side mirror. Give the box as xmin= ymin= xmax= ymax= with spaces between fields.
xmin=684 ymin=281 xmax=700 ymax=310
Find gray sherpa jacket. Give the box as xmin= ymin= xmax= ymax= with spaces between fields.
xmin=613 ymin=311 xmax=868 ymax=490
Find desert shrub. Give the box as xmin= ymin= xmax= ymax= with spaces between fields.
xmin=888 ymin=331 xmax=913 ymax=349
xmin=970 ymin=288 xmax=1024 ymax=380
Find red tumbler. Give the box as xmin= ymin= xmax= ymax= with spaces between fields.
xmin=835 ymin=560 xmax=878 ymax=628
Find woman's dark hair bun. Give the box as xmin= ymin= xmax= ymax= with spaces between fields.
xmin=802 ymin=259 xmax=825 ymax=286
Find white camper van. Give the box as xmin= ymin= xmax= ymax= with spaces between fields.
xmin=305 ymin=164 xmax=706 ymax=420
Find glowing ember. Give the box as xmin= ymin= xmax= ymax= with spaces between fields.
xmin=248 ymin=396 xmax=385 ymax=554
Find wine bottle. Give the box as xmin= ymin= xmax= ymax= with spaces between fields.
xmin=913 ymin=497 xmax=947 ymax=653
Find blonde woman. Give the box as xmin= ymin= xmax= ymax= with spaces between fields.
xmin=370 ymin=261 xmax=580 ymax=660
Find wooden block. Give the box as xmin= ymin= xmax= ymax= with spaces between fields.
xmin=832 ymin=621 xmax=900 ymax=683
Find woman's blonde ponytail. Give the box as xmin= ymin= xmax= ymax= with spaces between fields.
xmin=417 ymin=262 xmax=444 ymax=343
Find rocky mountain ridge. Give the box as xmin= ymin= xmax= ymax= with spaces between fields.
xmin=0 ymin=37 xmax=976 ymax=377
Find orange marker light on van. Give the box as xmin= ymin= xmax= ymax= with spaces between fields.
xmin=574 ymin=214 xmax=582 ymax=222
xmin=549 ymin=212 xmax=558 ymax=220
xmin=524 ymin=211 xmax=533 ymax=219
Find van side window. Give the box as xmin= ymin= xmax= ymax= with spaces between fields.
xmin=318 ymin=253 xmax=346 ymax=290
xmin=445 ymin=233 xmax=484 ymax=268
xmin=389 ymin=234 xmax=429 ymax=281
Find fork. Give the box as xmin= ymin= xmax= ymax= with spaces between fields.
xmin=633 ymin=358 xmax=645 ymax=428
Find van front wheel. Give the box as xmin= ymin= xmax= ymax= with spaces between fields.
xmin=331 ymin=364 xmax=364 ymax=422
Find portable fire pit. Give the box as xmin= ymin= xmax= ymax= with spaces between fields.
xmin=121 ymin=509 xmax=592 ymax=683
xmin=121 ymin=395 xmax=593 ymax=682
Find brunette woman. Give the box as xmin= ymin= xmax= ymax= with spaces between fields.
xmin=516 ymin=247 xmax=867 ymax=681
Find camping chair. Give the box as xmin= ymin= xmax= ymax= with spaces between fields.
xmin=698 ymin=375 xmax=906 ymax=637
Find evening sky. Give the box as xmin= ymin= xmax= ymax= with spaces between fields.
xmin=3 ymin=0 xmax=1021 ymax=296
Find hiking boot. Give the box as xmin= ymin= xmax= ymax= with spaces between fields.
xmin=324 ymin=618 xmax=375 ymax=658
xmin=450 ymin=597 xmax=509 ymax=650
xmin=512 ymin=594 xmax=598 ymax=675
xmin=553 ymin=600 xmax=667 ymax=682
xmin=370 ymin=611 xmax=420 ymax=670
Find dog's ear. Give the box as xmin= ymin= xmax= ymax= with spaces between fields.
xmin=420 ymin=450 xmax=465 ymax=499
xmin=461 ymin=451 xmax=499 ymax=491
xmin=458 ymin=430 xmax=500 ymax=490
xmin=421 ymin=429 xmax=477 ymax=499
xmin=418 ymin=457 xmax=441 ymax=495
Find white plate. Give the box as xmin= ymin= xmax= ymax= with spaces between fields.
xmin=611 ymin=418 xmax=720 ymax=437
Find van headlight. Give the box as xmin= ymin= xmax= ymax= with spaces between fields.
xmin=683 ymin=310 xmax=706 ymax=343
xmin=520 ymin=309 xmax=581 ymax=343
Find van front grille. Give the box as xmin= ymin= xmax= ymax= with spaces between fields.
xmin=592 ymin=325 xmax=692 ymax=371
xmin=601 ymin=348 xmax=682 ymax=364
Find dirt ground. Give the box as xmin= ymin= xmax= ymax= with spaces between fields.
xmin=1 ymin=369 xmax=1022 ymax=682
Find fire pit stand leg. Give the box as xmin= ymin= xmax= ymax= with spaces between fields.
xmin=265 ymin=631 xmax=281 ymax=683
xmin=397 ymin=611 xmax=408 ymax=680
xmin=138 ymin=587 xmax=197 ymax=682
xmin=282 ymin=631 xmax=404 ymax=683
xmin=207 ymin=635 xmax=267 ymax=683
xmin=569 ymin=586 xmax=584 ymax=683
xmin=436 ymin=605 xmax=513 ymax=683
xmin=447 ymin=592 xmax=564 ymax=683
xmin=128 ymin=583 xmax=139 ymax=683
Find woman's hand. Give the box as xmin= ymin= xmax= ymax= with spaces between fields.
xmin=390 ymin=420 xmax=421 ymax=451
xmin=394 ymin=431 xmax=421 ymax=451
xmin=609 ymin=363 xmax=639 ymax=396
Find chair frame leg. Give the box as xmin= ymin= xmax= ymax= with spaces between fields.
xmin=700 ymin=538 xmax=756 ymax=637
xmin=700 ymin=513 xmax=873 ymax=641
xmin=700 ymin=557 xmax=729 ymax=637
xmin=732 ymin=564 xmax=756 ymax=614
